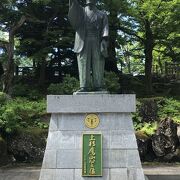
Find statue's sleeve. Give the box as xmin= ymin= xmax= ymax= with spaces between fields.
xmin=102 ymin=13 xmax=109 ymax=38
xmin=68 ymin=0 xmax=84 ymax=30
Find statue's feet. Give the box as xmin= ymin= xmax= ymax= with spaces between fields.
xmin=94 ymin=87 xmax=106 ymax=91
xmin=76 ymin=88 xmax=88 ymax=92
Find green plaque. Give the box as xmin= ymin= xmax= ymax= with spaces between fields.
xmin=82 ymin=133 xmax=102 ymax=177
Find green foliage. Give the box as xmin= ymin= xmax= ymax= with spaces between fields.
xmin=0 ymin=97 xmax=47 ymax=134
xmin=104 ymin=71 xmax=120 ymax=93
xmin=133 ymin=97 xmax=180 ymax=136
xmin=0 ymin=92 xmax=9 ymax=106
xmin=120 ymin=75 xmax=146 ymax=96
xmin=12 ymin=83 xmax=30 ymax=97
xmin=12 ymin=83 xmax=43 ymax=100
xmin=47 ymin=74 xmax=79 ymax=95
xmin=158 ymin=98 xmax=180 ymax=123
xmin=134 ymin=122 xmax=157 ymax=136
xmin=139 ymin=122 xmax=157 ymax=136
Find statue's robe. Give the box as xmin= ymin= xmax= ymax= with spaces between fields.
xmin=68 ymin=0 xmax=109 ymax=89
xmin=68 ymin=0 xmax=109 ymax=53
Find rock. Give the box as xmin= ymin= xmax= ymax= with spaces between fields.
xmin=152 ymin=117 xmax=179 ymax=161
xmin=0 ymin=136 xmax=9 ymax=166
xmin=136 ymin=131 xmax=149 ymax=160
xmin=7 ymin=128 xmax=47 ymax=162
xmin=177 ymin=126 xmax=180 ymax=143
xmin=138 ymin=98 xmax=158 ymax=122
xmin=172 ymin=148 xmax=180 ymax=161
xmin=136 ymin=131 xmax=156 ymax=162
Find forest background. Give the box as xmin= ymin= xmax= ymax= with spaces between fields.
xmin=0 ymin=0 xmax=179 ymax=165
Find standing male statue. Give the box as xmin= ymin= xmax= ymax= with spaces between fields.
xmin=68 ymin=0 xmax=109 ymax=92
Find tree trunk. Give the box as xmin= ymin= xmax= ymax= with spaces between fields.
xmin=105 ymin=8 xmax=119 ymax=73
xmin=2 ymin=32 xmax=15 ymax=94
xmin=38 ymin=58 xmax=46 ymax=87
xmin=57 ymin=47 xmax=62 ymax=82
xmin=0 ymin=62 xmax=4 ymax=78
xmin=144 ymin=20 xmax=154 ymax=95
xmin=158 ymin=54 xmax=163 ymax=74
xmin=1 ymin=16 xmax=26 ymax=94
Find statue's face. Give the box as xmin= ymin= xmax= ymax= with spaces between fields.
xmin=86 ymin=0 xmax=97 ymax=5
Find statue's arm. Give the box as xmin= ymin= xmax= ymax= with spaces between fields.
xmin=102 ymin=13 xmax=109 ymax=38
xmin=68 ymin=0 xmax=84 ymax=30
xmin=101 ymin=13 xmax=109 ymax=57
xmin=69 ymin=0 xmax=77 ymax=8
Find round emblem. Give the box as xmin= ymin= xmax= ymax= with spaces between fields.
xmin=84 ymin=114 xmax=100 ymax=129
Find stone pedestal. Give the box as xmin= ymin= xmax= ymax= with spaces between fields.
xmin=39 ymin=95 xmax=145 ymax=180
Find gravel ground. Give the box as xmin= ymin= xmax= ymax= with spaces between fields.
xmin=0 ymin=165 xmax=180 ymax=180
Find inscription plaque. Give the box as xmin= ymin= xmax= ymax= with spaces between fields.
xmin=82 ymin=133 xmax=102 ymax=177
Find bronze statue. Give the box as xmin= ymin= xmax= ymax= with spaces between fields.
xmin=68 ymin=0 xmax=109 ymax=92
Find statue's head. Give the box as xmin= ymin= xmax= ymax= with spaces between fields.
xmin=86 ymin=0 xmax=97 ymax=5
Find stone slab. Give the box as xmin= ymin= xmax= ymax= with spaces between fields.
xmin=49 ymin=113 xmax=134 ymax=131
xmin=127 ymin=151 xmax=142 ymax=168
xmin=39 ymin=169 xmax=55 ymax=180
xmin=128 ymin=168 xmax=145 ymax=180
xmin=75 ymin=169 xmax=109 ymax=180
xmin=40 ymin=95 xmax=145 ymax=180
xmin=110 ymin=168 xmax=128 ymax=180
xmin=55 ymin=169 xmax=74 ymax=180
xmin=73 ymin=91 xmax=108 ymax=95
xmin=42 ymin=150 xmax=56 ymax=169
xmin=39 ymin=169 xmax=74 ymax=180
xmin=47 ymin=95 xmax=136 ymax=113
xmin=45 ymin=130 xmax=138 ymax=150
xmin=110 ymin=131 xmax=137 ymax=149
xmin=2 ymin=166 xmax=180 ymax=180
xmin=55 ymin=149 xmax=141 ymax=169
xmin=46 ymin=131 xmax=76 ymax=150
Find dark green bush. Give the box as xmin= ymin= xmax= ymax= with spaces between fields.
xmin=0 ymin=98 xmax=47 ymax=134
xmin=133 ymin=97 xmax=180 ymax=136
xmin=48 ymin=74 xmax=79 ymax=95
xmin=12 ymin=83 xmax=42 ymax=100
xmin=158 ymin=98 xmax=180 ymax=123
xmin=104 ymin=71 xmax=120 ymax=93
xmin=8 ymin=127 xmax=47 ymax=162
xmin=120 ymin=74 xmax=145 ymax=96
xmin=0 ymin=92 xmax=10 ymax=106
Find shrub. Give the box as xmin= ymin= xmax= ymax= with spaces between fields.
xmin=0 ymin=92 xmax=10 ymax=106
xmin=48 ymin=74 xmax=79 ymax=95
xmin=8 ymin=127 xmax=47 ymax=162
xmin=11 ymin=83 xmax=42 ymax=100
xmin=120 ymin=74 xmax=145 ymax=96
xmin=104 ymin=71 xmax=120 ymax=93
xmin=12 ymin=83 xmax=30 ymax=97
xmin=0 ymin=98 xmax=47 ymax=134
xmin=138 ymin=98 xmax=160 ymax=122
xmin=139 ymin=122 xmax=157 ymax=136
xmin=133 ymin=97 xmax=180 ymax=136
xmin=158 ymin=98 xmax=180 ymax=123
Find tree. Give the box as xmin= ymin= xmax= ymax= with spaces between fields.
xmin=17 ymin=0 xmax=77 ymax=85
xmin=116 ymin=0 xmax=179 ymax=94
xmin=0 ymin=0 xmax=44 ymax=94
xmin=0 ymin=0 xmax=27 ymax=93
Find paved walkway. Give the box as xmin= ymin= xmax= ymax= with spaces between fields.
xmin=0 ymin=165 xmax=180 ymax=180
xmin=144 ymin=165 xmax=180 ymax=180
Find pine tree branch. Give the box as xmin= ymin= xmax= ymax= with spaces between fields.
xmin=119 ymin=25 xmax=145 ymax=43
xmin=10 ymin=15 xmax=27 ymax=35
xmin=0 ymin=39 xmax=8 ymax=49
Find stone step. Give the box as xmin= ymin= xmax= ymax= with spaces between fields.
xmin=0 ymin=167 xmax=180 ymax=180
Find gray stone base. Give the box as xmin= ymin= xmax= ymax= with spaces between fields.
xmin=73 ymin=91 xmax=109 ymax=95
xmin=39 ymin=95 xmax=145 ymax=180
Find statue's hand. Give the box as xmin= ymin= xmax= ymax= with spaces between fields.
xmin=69 ymin=0 xmax=78 ymax=7
xmin=101 ymin=39 xmax=108 ymax=58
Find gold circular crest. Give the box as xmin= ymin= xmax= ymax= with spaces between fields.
xmin=84 ymin=114 xmax=100 ymax=129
